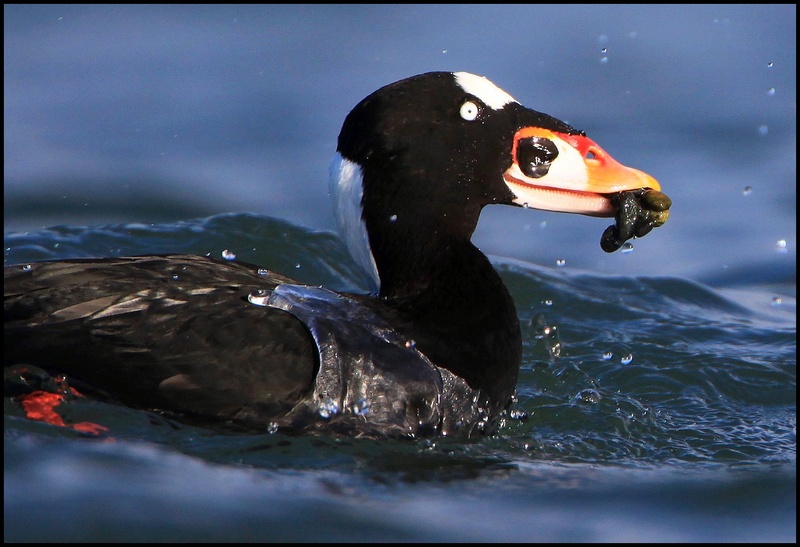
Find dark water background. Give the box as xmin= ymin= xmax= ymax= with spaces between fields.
xmin=4 ymin=5 xmax=796 ymax=543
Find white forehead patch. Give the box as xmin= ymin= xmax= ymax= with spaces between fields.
xmin=454 ymin=72 xmax=517 ymax=110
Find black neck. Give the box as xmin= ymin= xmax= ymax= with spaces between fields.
xmin=368 ymin=213 xmax=521 ymax=411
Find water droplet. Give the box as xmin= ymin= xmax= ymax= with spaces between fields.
xmin=257 ymin=268 xmax=270 ymax=276
xmin=21 ymin=264 xmax=32 ymax=271
xmin=621 ymin=242 xmax=634 ymax=253
xmin=509 ymin=409 xmax=529 ymax=421
xmin=602 ymin=351 xmax=613 ymax=361
xmin=575 ymin=388 xmax=602 ymax=404
xmin=775 ymin=239 xmax=787 ymax=253
xmin=771 ymin=296 xmax=782 ymax=306
xmin=475 ymin=407 xmax=491 ymax=433
xmin=404 ymin=339 xmax=416 ymax=348
xmin=556 ymin=259 xmax=566 ymax=267
xmin=295 ymin=263 xmax=301 ymax=269
xmin=600 ymin=56 xmax=609 ymax=64
xmin=419 ymin=438 xmax=435 ymax=450
xmin=621 ymin=354 xmax=633 ymax=365
xmin=247 ymin=289 xmax=270 ymax=306
xmin=539 ymin=220 xmax=547 ymax=229
xmin=767 ymin=62 xmax=774 ymax=68
xmin=351 ymin=398 xmax=370 ymax=416
xmin=318 ymin=398 xmax=339 ymax=419
xmin=266 ymin=422 xmax=279 ymax=434
xmin=544 ymin=299 xmax=553 ymax=306
xmin=522 ymin=202 xmax=530 ymax=209
xmin=221 ymin=249 xmax=236 ymax=260
xmin=767 ymin=87 xmax=776 ymax=96
xmin=742 ymin=186 xmax=753 ymax=196
xmin=389 ymin=214 xmax=398 ymax=222
xmin=532 ymin=315 xmax=562 ymax=359
xmin=758 ymin=125 xmax=769 ymax=136
xmin=171 ymin=274 xmax=179 ymax=280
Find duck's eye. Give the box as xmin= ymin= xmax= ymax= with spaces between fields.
xmin=517 ymin=137 xmax=559 ymax=178
xmin=459 ymin=101 xmax=480 ymax=121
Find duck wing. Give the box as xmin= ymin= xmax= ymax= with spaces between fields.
xmin=4 ymin=255 xmax=318 ymax=422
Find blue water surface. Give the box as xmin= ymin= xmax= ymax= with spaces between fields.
xmin=4 ymin=214 xmax=795 ymax=542
xmin=4 ymin=4 xmax=796 ymax=543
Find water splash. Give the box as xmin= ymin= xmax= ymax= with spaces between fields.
xmin=318 ymin=398 xmax=340 ymax=419
xmin=531 ymin=314 xmax=562 ymax=360
xmin=509 ymin=409 xmax=529 ymax=420
xmin=351 ymin=398 xmax=370 ymax=416
xmin=575 ymin=388 xmax=602 ymax=404
xmin=247 ymin=289 xmax=270 ymax=306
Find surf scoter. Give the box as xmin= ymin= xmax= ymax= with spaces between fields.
xmin=4 ymin=72 xmax=670 ymax=438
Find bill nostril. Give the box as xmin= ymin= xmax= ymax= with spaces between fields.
xmin=586 ymin=147 xmax=603 ymax=161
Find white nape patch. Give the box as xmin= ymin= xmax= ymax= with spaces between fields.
xmin=454 ymin=72 xmax=517 ymax=110
xmin=328 ymin=153 xmax=380 ymax=293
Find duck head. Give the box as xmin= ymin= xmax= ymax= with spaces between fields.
xmin=330 ymin=71 xmax=670 ymax=294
